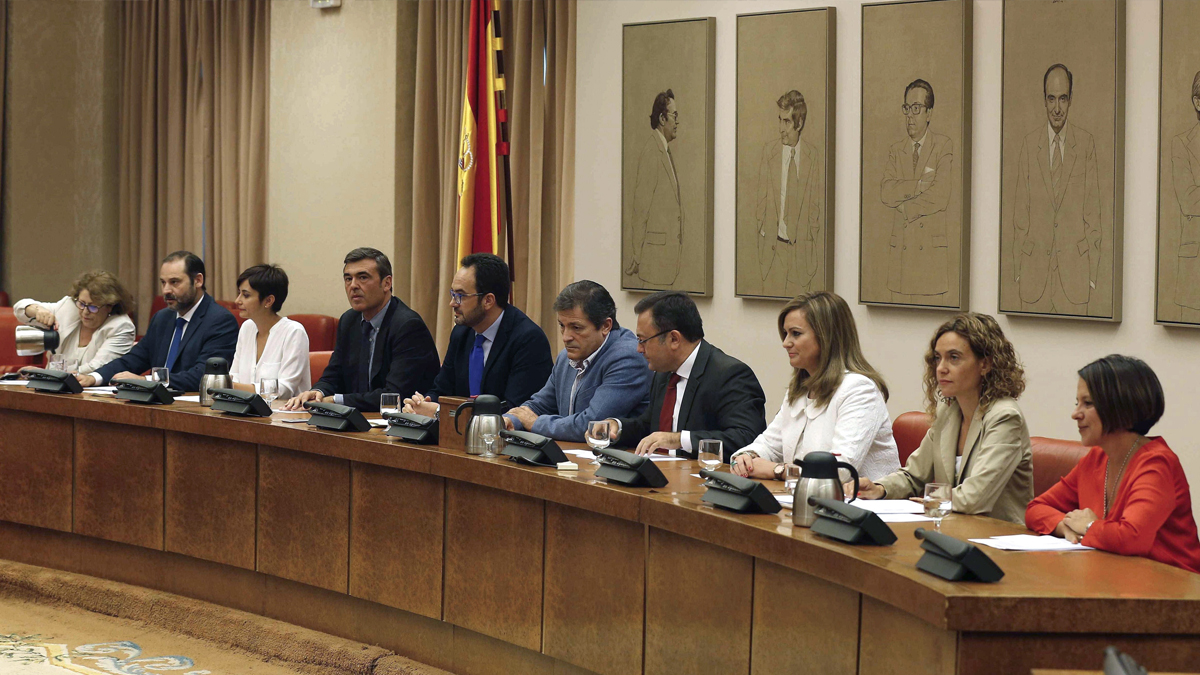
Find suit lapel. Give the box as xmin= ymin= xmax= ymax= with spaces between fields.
xmin=1186 ymin=124 xmax=1200 ymax=173
xmin=657 ymin=138 xmax=679 ymax=198
xmin=177 ymin=294 xmax=210 ymax=355
xmin=676 ymin=341 xmax=710 ymax=427
xmin=1055 ymin=127 xmax=1079 ymax=211
xmin=1036 ymin=130 xmax=1054 ymax=203
xmin=938 ymin=407 xmax=960 ymax=484
xmin=368 ymin=298 xmax=397 ymax=382
xmin=481 ymin=310 xmax=514 ymax=381
xmin=956 ymin=406 xmax=984 ymax=485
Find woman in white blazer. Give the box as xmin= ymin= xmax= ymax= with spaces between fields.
xmin=13 ymin=270 xmax=136 ymax=375
xmin=731 ymin=291 xmax=900 ymax=482
xmin=229 ymin=264 xmax=311 ymax=400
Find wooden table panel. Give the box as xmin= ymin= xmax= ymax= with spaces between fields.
xmin=444 ymin=480 xmax=544 ymax=652
xmin=858 ymin=595 xmax=956 ymax=675
xmin=751 ymin=558 xmax=860 ymax=675
xmin=349 ymin=462 xmax=444 ymax=619
xmin=73 ymin=419 xmax=164 ymax=549
xmin=164 ymin=431 xmax=257 ymax=570
xmin=543 ymin=503 xmax=645 ymax=675
xmin=257 ymin=446 xmax=349 ymax=593
xmin=645 ymin=527 xmax=753 ymax=675
xmin=0 ymin=409 xmax=73 ymax=531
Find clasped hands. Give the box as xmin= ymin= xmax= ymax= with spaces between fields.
xmin=1055 ymin=508 xmax=1099 ymax=544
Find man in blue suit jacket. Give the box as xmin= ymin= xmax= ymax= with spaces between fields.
xmin=403 ymin=253 xmax=553 ymax=415
xmin=79 ymin=251 xmax=238 ymax=392
xmin=505 ymin=280 xmax=651 ymax=442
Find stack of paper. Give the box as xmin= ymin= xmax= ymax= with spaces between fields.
xmin=968 ymin=535 xmax=1093 ymax=551
xmin=848 ymin=499 xmax=924 ymax=514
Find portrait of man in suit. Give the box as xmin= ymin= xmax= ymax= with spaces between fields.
xmin=627 ymin=89 xmax=682 ymax=288
xmin=753 ymin=90 xmax=823 ymax=297
xmin=880 ymin=79 xmax=954 ymax=303
xmin=1011 ymin=63 xmax=1102 ymax=315
xmin=1169 ymin=70 xmax=1200 ymax=323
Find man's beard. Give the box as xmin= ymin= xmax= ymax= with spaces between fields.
xmin=458 ymin=304 xmax=486 ymax=328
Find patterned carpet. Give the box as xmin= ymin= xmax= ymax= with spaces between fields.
xmin=0 ymin=635 xmax=209 ymax=674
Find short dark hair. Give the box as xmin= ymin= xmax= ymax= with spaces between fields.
xmin=1078 ymin=355 xmax=1164 ymax=436
xmin=776 ymin=90 xmax=808 ymax=131
xmin=905 ymin=79 xmax=935 ymax=109
xmin=553 ymin=280 xmax=618 ymax=330
xmin=162 ymin=251 xmax=205 ymax=288
xmin=460 ymin=252 xmax=510 ymax=308
xmin=236 ymin=264 xmax=289 ymax=313
xmin=1043 ymin=63 xmax=1073 ymax=98
xmin=649 ymin=89 xmax=674 ymax=130
xmin=344 ymin=247 xmax=392 ymax=281
xmin=634 ymin=291 xmax=704 ymax=342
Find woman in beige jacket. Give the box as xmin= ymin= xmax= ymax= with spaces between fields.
xmin=851 ymin=313 xmax=1034 ymax=524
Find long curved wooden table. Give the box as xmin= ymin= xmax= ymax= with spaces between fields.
xmin=0 ymin=387 xmax=1198 ymax=675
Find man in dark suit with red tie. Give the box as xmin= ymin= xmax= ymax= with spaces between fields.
xmin=604 ymin=291 xmax=766 ymax=461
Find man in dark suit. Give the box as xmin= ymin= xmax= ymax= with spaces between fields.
xmin=78 ymin=251 xmax=238 ymax=392
xmin=402 ymin=253 xmax=552 ymax=415
xmin=605 ymin=291 xmax=766 ymax=461
xmin=283 ymin=247 xmax=439 ymax=412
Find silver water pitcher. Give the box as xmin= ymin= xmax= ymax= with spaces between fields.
xmin=199 ymin=357 xmax=232 ymax=406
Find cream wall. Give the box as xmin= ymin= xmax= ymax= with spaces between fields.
xmin=576 ymin=0 xmax=1200 ymax=506
xmin=2 ymin=0 xmax=120 ymax=302
xmin=268 ymin=0 xmax=398 ymax=318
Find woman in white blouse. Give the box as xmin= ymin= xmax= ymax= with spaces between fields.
xmin=730 ymin=291 xmax=900 ymax=482
xmin=229 ymin=264 xmax=311 ymax=399
xmin=14 ymin=270 xmax=136 ymax=375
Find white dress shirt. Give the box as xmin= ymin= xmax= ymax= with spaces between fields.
xmin=230 ymin=317 xmax=312 ymax=399
xmin=664 ymin=341 xmax=700 ymax=452
xmin=12 ymin=296 xmax=135 ymax=374
xmin=1047 ymin=122 xmax=1067 ymax=168
xmin=476 ymin=309 xmax=504 ymax=365
xmin=731 ymin=372 xmax=901 ymax=480
xmin=777 ymin=141 xmax=801 ymax=240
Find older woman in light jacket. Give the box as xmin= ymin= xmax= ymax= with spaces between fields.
xmin=852 ymin=313 xmax=1034 ymax=524
xmin=730 ymin=292 xmax=900 ymax=482
xmin=13 ymin=270 xmax=136 ymax=375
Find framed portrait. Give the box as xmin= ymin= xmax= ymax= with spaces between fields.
xmin=999 ymin=0 xmax=1124 ymax=321
xmin=621 ymin=18 xmax=716 ymax=296
xmin=860 ymin=0 xmax=972 ymax=311
xmin=1157 ymin=0 xmax=1200 ymax=327
xmin=735 ymin=8 xmax=836 ymax=300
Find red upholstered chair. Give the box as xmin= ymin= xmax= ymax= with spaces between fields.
xmin=288 ymin=314 xmax=337 ymax=352
xmin=309 ymin=351 xmax=332 ymax=383
xmin=0 ymin=291 xmax=9 ymax=307
xmin=215 ymin=299 xmax=246 ymax=326
xmin=0 ymin=311 xmax=41 ymax=373
xmin=1031 ymin=436 xmax=1088 ymax=498
xmin=150 ymin=295 xmax=168 ymax=317
xmin=892 ymin=411 xmax=932 ymax=466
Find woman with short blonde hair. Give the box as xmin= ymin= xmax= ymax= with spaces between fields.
xmin=13 ymin=270 xmax=136 ymax=375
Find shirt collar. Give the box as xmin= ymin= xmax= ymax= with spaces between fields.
xmin=1047 ymin=122 xmax=1068 ymax=147
xmin=911 ymin=128 xmax=929 ymax=152
xmin=362 ymin=300 xmax=389 ymax=332
xmin=477 ymin=309 xmax=504 ymax=343
xmin=674 ymin=341 xmax=701 ymax=380
xmin=654 ymin=128 xmax=669 ymax=153
xmin=570 ymin=331 xmax=611 ymax=372
xmin=177 ymin=293 xmax=203 ymax=323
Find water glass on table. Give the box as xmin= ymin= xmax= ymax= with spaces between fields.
xmin=783 ymin=462 xmax=802 ymax=494
xmin=259 ymin=378 xmax=280 ymax=408
xmin=380 ymin=392 xmax=400 ymax=415
xmin=585 ymin=420 xmax=610 ymax=466
xmin=150 ymin=368 xmax=170 ymax=388
xmin=49 ymin=357 xmax=78 ymax=373
xmin=697 ymin=439 xmax=723 ymax=472
xmin=923 ymin=482 xmax=952 ymax=530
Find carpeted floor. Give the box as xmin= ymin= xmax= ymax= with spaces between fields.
xmin=0 ymin=560 xmax=452 ymax=675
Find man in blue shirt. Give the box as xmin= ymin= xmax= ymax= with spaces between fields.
xmin=505 ymin=280 xmax=651 ymax=441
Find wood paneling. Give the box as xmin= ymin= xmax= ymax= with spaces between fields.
xmin=349 ymin=462 xmax=444 ymax=619
xmin=751 ymin=558 xmax=860 ymax=675
xmin=257 ymin=445 xmax=349 ymax=593
xmin=164 ymin=431 xmax=257 ymax=569
xmin=0 ymin=409 xmax=73 ymax=531
xmin=645 ymin=527 xmax=753 ymax=675
xmin=543 ymin=503 xmax=645 ymax=675
xmin=859 ymin=595 xmax=956 ymax=675
xmin=443 ymin=480 xmax=544 ymax=651
xmin=73 ymin=419 xmax=164 ymax=549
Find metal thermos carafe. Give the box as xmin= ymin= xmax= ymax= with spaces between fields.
xmin=15 ymin=326 xmax=60 ymax=356
xmin=454 ymin=395 xmax=506 ymax=455
xmin=792 ymin=451 xmax=860 ymax=527
xmin=199 ymin=357 xmax=232 ymax=407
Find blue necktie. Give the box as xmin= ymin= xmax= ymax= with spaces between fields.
xmin=164 ymin=317 xmax=187 ymax=370
xmin=468 ymin=333 xmax=486 ymax=397
xmin=357 ymin=322 xmax=374 ymax=393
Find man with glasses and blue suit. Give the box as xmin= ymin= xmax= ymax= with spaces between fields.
xmin=403 ymin=253 xmax=553 ymax=416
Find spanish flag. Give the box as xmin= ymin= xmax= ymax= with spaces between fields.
xmin=456 ymin=0 xmax=506 ymax=261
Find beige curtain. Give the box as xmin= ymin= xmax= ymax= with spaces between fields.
xmin=118 ymin=0 xmax=268 ymax=331
xmin=401 ymin=0 xmax=576 ymax=350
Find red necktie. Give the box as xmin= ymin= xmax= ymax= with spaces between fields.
xmin=658 ymin=373 xmax=681 ymax=432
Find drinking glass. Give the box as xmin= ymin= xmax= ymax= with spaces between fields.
xmin=474 ymin=414 xmax=503 ymax=458
xmin=150 ymin=367 xmax=170 ymax=388
xmin=923 ymin=482 xmax=952 ymax=530
xmin=50 ymin=357 xmax=78 ymax=373
xmin=259 ymin=378 xmax=280 ymax=407
xmin=48 ymin=358 xmax=65 ymax=372
xmin=380 ymin=392 xmax=400 ymax=415
xmin=697 ymin=439 xmax=723 ymax=472
xmin=586 ymin=420 xmax=610 ymax=467
xmin=783 ymin=463 xmax=802 ymax=494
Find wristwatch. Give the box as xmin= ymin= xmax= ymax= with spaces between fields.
xmin=773 ymin=463 xmax=786 ymax=481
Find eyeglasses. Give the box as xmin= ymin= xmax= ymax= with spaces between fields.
xmin=75 ymin=300 xmax=109 ymax=314
xmin=664 ymin=111 xmax=679 ymax=122
xmin=636 ymin=329 xmax=671 ymax=346
xmin=449 ymin=290 xmax=486 ymax=305
xmin=901 ymin=103 xmax=928 ymax=117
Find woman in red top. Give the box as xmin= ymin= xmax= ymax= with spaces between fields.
xmin=1026 ymin=355 xmax=1200 ymax=573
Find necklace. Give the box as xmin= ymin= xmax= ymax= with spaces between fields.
xmin=1103 ymin=437 xmax=1141 ymax=517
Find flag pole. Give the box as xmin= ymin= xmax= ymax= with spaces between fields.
xmin=491 ymin=7 xmax=517 ymax=290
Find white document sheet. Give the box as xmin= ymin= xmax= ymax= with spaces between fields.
xmin=968 ymin=534 xmax=1094 ymax=551
xmin=0 ymin=380 xmax=29 ymax=386
xmin=876 ymin=513 xmax=935 ymax=523
xmin=84 ymin=386 xmax=117 ymax=394
xmin=368 ymin=419 xmax=388 ymax=428
xmin=174 ymin=395 xmax=201 ymax=403
xmin=847 ymin=498 xmax=924 ymax=514
xmin=563 ymin=449 xmax=595 ymax=459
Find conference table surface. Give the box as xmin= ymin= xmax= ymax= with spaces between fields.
xmin=0 ymin=384 xmax=1198 ymax=675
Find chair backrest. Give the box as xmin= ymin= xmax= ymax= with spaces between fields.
xmin=288 ymin=314 xmax=337 ymax=352
xmin=1031 ymin=436 xmax=1088 ymax=497
xmin=893 ymin=411 xmax=932 ymax=466
xmin=0 ymin=311 xmax=41 ymax=371
xmin=215 ymin=299 xmax=246 ymax=326
xmin=309 ymin=351 xmax=333 ymax=383
xmin=150 ymin=295 xmax=168 ymax=317
xmin=0 ymin=291 xmax=9 ymax=307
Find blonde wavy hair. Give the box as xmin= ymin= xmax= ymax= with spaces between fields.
xmin=71 ymin=270 xmax=134 ymax=316
xmin=778 ymin=291 xmax=888 ymax=408
xmin=923 ymin=313 xmax=1025 ymax=415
